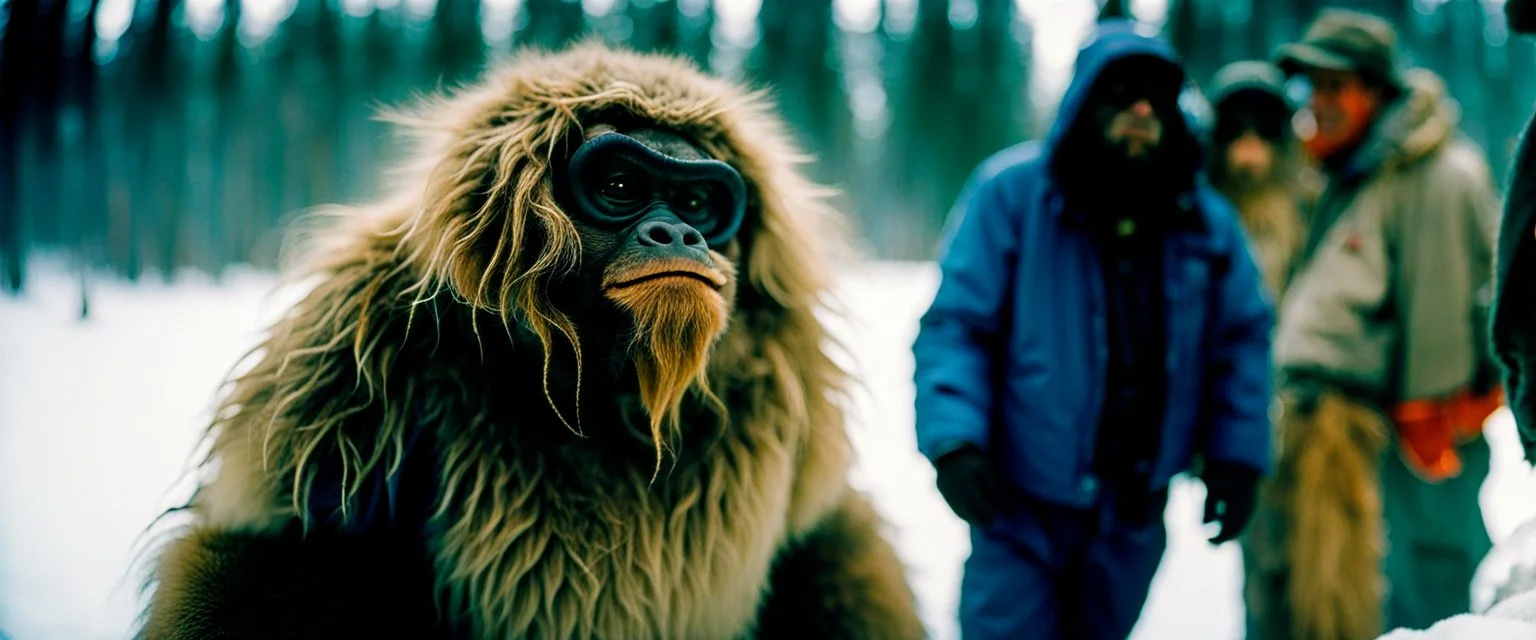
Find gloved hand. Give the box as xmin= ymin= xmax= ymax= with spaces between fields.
xmin=934 ymin=444 xmax=1022 ymax=528
xmin=1201 ymin=461 xmax=1261 ymax=545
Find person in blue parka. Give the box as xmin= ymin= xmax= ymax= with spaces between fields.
xmin=911 ymin=20 xmax=1276 ymax=640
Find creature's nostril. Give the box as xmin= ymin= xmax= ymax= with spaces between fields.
xmin=681 ymin=229 xmax=704 ymax=247
xmin=642 ymin=222 xmax=677 ymax=245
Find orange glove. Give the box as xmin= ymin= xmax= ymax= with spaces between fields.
xmin=1389 ymin=388 xmax=1503 ymax=482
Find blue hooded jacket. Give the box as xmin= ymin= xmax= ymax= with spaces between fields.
xmin=912 ymin=21 xmax=1275 ymax=511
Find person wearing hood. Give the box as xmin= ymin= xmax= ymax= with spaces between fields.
xmin=911 ymin=20 xmax=1274 ymax=639
xmin=1267 ymin=8 xmax=1502 ymax=639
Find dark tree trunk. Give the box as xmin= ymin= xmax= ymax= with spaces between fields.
xmin=62 ymin=0 xmax=104 ymax=315
xmin=0 ymin=0 xmax=41 ymax=293
xmin=1099 ymin=0 xmax=1133 ymax=22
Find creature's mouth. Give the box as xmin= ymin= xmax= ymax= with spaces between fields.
xmin=603 ymin=259 xmax=728 ymax=290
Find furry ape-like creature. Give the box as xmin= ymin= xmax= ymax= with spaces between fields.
xmin=136 ymin=43 xmax=925 ymax=639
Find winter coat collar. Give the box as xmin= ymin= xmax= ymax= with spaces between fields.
xmin=1337 ymin=67 xmax=1459 ymax=184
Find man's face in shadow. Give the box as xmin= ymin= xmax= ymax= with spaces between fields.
xmin=1089 ymin=58 xmax=1183 ymax=165
xmin=1106 ymin=98 xmax=1163 ymax=159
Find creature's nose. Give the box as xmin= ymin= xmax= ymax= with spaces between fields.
xmin=636 ymin=219 xmax=706 ymax=249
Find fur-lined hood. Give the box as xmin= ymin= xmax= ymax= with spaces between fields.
xmin=1343 ymin=67 xmax=1460 ymax=178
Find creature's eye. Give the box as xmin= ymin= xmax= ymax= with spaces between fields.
xmin=675 ymin=188 xmax=711 ymax=219
xmin=598 ymin=172 xmax=645 ymax=210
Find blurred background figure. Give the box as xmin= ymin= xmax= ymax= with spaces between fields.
xmin=912 ymin=20 xmax=1274 ymax=640
xmin=1202 ymin=58 xmax=1316 ymax=640
xmin=1269 ymin=7 xmax=1502 ymax=638
xmin=1204 ymin=59 xmax=1312 ymax=300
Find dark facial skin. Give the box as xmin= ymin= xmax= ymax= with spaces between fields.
xmin=570 ymin=128 xmax=729 ymax=276
xmin=1214 ymin=93 xmax=1292 ymax=188
xmin=550 ymin=126 xmax=745 ymax=347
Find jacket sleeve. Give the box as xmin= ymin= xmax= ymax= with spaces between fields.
xmin=1394 ymin=146 xmax=1500 ymax=400
xmin=911 ymin=166 xmax=1019 ymax=463
xmin=1200 ymin=211 xmax=1277 ymax=474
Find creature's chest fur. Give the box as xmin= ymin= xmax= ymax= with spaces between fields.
xmin=429 ymin=428 xmax=801 ymax=639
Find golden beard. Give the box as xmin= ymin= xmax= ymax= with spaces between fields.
xmin=604 ymin=269 xmax=730 ymax=476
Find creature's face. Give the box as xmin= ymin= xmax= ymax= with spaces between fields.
xmin=553 ymin=125 xmax=744 ymax=328
xmin=550 ymin=125 xmax=747 ymax=433
xmin=1215 ymin=95 xmax=1290 ymax=187
xmin=1224 ymin=131 xmax=1274 ymax=183
xmin=563 ymin=127 xmax=743 ymax=296
xmin=1222 ymin=130 xmax=1271 ymax=183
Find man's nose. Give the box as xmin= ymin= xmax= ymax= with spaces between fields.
xmin=1128 ymin=99 xmax=1154 ymax=118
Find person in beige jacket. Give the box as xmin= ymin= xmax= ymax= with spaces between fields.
xmin=1258 ymin=8 xmax=1503 ymax=639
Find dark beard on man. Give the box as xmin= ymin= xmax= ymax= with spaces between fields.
xmin=1104 ymin=136 xmax=1162 ymax=174
xmin=1091 ymin=123 xmax=1189 ymax=211
xmin=1049 ymin=86 xmax=1200 ymax=226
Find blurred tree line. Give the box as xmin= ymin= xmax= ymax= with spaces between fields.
xmin=0 ymin=0 xmax=1532 ymax=303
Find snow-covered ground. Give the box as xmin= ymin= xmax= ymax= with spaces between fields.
xmin=3 ymin=256 xmax=1535 ymax=639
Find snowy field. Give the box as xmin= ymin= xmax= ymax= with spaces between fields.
xmin=3 ymin=255 xmax=1536 ymax=639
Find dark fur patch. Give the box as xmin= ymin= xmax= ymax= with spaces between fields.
xmin=139 ymin=523 xmax=449 ymax=639
xmin=754 ymin=493 xmax=927 ymax=640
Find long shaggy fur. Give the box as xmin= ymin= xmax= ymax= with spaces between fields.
xmin=137 ymin=41 xmax=921 ymax=639
xmin=1274 ymin=391 xmax=1390 ymax=640
xmin=606 ymin=262 xmax=734 ymax=475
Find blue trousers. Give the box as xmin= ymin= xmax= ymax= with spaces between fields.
xmin=958 ymin=491 xmax=1168 ymax=640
